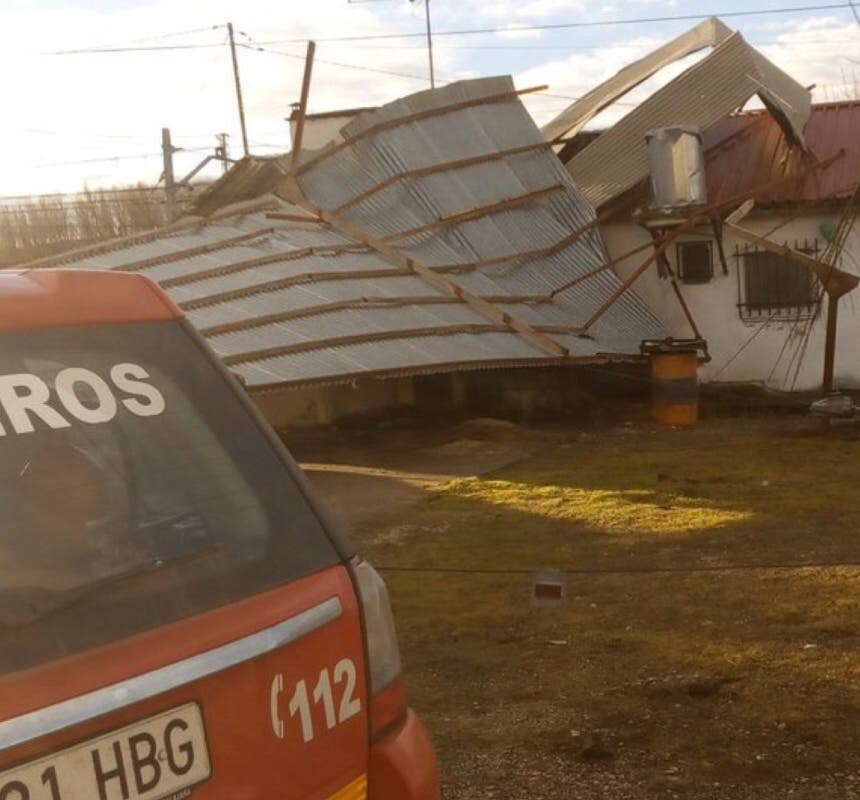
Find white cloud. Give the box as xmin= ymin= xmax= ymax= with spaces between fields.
xmin=1 ymin=4 xmax=856 ymax=195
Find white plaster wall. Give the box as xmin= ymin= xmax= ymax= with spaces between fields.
xmin=603 ymin=213 xmax=860 ymax=391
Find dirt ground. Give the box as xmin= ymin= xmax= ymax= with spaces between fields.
xmin=291 ymin=414 xmax=860 ymax=799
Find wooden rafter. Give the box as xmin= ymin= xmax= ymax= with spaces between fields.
xmin=293 ymin=84 xmax=548 ymax=177
xmin=332 ymin=142 xmax=551 ymax=215
xmin=160 ymin=242 xmax=370 ymax=288
xmin=18 ymin=197 xmax=281 ymax=269
xmin=725 ymin=199 xmax=859 ymax=298
xmin=200 ymin=293 xmax=551 ymax=337
xmin=109 ymin=227 xmax=277 ymax=273
xmin=379 ymin=183 xmax=565 ymax=243
xmin=280 ymin=174 xmax=570 ymax=358
xmin=179 ymin=268 xmax=411 ymax=310
xmin=582 ymin=151 xmax=849 ymax=332
xmin=222 ymin=322 xmax=583 ymax=366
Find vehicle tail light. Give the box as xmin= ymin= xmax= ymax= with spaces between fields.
xmin=352 ymin=558 xmax=406 ymax=739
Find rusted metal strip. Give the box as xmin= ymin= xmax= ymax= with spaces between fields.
xmin=109 ymin=227 xmax=278 ymax=272
xmin=380 ymin=183 xmax=564 ymax=243
xmin=332 ymin=141 xmax=552 ymax=215
xmin=293 ymin=84 xmax=548 ymax=177
xmin=200 ymin=293 xmax=551 ymax=337
xmin=222 ymin=322 xmax=583 ymax=365
xmin=161 ymin=242 xmax=369 ymax=288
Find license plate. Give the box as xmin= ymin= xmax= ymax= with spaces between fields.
xmin=0 ymin=703 xmax=211 ymax=800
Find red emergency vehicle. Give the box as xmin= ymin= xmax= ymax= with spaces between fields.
xmin=0 ymin=269 xmax=439 ymax=800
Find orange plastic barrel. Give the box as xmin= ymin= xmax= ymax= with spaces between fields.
xmin=650 ymin=351 xmax=698 ymax=426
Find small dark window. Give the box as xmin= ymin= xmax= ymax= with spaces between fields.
xmin=741 ymin=248 xmax=816 ymax=317
xmin=677 ymin=241 xmax=713 ymax=284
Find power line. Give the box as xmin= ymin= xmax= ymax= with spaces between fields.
xmin=251 ymin=3 xmax=857 ymax=44
xmin=239 ymin=42 xmax=449 ymax=83
xmin=376 ymin=559 xmax=860 ymax=576
xmin=46 ymin=41 xmax=225 ymax=55
xmin=267 ymin=36 xmax=860 ymax=51
xmin=21 ymin=146 xmax=218 ymax=170
xmin=41 ymin=5 xmax=856 ymax=53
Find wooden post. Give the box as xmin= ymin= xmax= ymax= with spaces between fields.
xmin=227 ymin=22 xmax=250 ymax=157
xmin=822 ymin=293 xmax=839 ymax=393
xmin=291 ymin=41 xmax=316 ymax=171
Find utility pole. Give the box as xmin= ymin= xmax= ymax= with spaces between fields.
xmin=409 ymin=0 xmax=434 ymax=88
xmin=161 ymin=127 xmax=178 ymax=222
xmin=423 ymin=0 xmax=434 ymax=88
xmin=215 ymin=133 xmax=230 ymax=174
xmin=227 ymin=22 xmax=250 ymax=157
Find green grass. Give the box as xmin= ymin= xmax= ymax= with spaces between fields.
xmin=354 ymin=420 xmax=860 ymax=797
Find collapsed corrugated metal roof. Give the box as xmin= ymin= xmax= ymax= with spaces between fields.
xmin=552 ymin=24 xmax=811 ymax=209
xmin=25 ymin=77 xmax=665 ymax=390
xmin=542 ymin=16 xmax=733 ymax=145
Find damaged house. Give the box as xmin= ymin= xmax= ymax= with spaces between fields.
xmin=24 ymin=77 xmax=667 ymax=426
xmin=546 ymin=18 xmax=860 ymax=392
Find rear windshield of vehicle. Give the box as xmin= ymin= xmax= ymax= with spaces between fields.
xmin=0 ymin=320 xmax=338 ymax=676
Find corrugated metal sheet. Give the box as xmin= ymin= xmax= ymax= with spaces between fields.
xmin=542 ymin=16 xmax=732 ymax=144
xmin=296 ymin=75 xmax=664 ymax=356
xmin=703 ymin=101 xmax=860 ymax=207
xmin=566 ymin=32 xmax=811 ymax=209
xmin=45 ymin=77 xmax=668 ymax=390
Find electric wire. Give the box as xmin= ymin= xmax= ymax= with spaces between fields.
xmin=376 ymin=559 xmax=860 ymax=576
xmin=41 ymin=5 xmax=858 ymax=53
xmin=259 ymin=4 xmax=858 ymax=43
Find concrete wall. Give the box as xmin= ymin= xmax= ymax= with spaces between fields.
xmin=603 ymin=212 xmax=860 ymax=391
xmin=250 ymin=365 xmax=626 ymax=428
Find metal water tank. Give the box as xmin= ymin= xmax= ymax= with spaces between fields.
xmin=646 ymin=126 xmax=707 ymax=210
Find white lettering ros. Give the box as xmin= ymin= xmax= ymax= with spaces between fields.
xmin=0 ymin=363 xmax=166 ymax=436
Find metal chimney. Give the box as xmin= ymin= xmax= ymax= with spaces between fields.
xmin=646 ymin=126 xmax=707 ymax=210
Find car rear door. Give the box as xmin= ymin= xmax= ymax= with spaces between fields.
xmin=0 ymin=319 xmax=370 ymax=800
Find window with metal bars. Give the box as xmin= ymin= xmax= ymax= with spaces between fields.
xmin=737 ymin=240 xmax=819 ymax=320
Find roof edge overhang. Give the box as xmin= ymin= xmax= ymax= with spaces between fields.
xmin=244 ymin=352 xmax=648 ymax=395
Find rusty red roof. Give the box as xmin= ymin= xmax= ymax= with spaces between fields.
xmin=703 ymin=100 xmax=860 ymax=207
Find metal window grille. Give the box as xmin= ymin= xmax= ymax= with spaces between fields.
xmin=736 ymin=239 xmax=820 ymax=321
xmin=677 ymin=241 xmax=713 ymax=284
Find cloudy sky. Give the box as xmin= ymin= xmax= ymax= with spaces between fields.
xmin=0 ymin=0 xmax=858 ymax=195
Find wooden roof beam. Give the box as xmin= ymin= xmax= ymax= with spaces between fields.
xmin=179 ymin=268 xmax=412 ymax=310
xmin=280 ymin=174 xmax=570 ymax=358
xmin=200 ymin=293 xmax=552 ymax=337
xmin=109 ymin=227 xmax=278 ymax=272
xmin=222 ymin=321 xmax=582 ymax=366
xmin=380 ymin=182 xmax=564 ymax=243
xmin=294 ymin=84 xmax=548 ymax=177
xmin=160 ymin=242 xmax=370 ymax=288
xmin=332 ymin=141 xmax=552 ymax=215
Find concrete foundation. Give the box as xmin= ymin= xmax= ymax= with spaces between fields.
xmin=251 ymin=364 xmax=648 ymax=430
